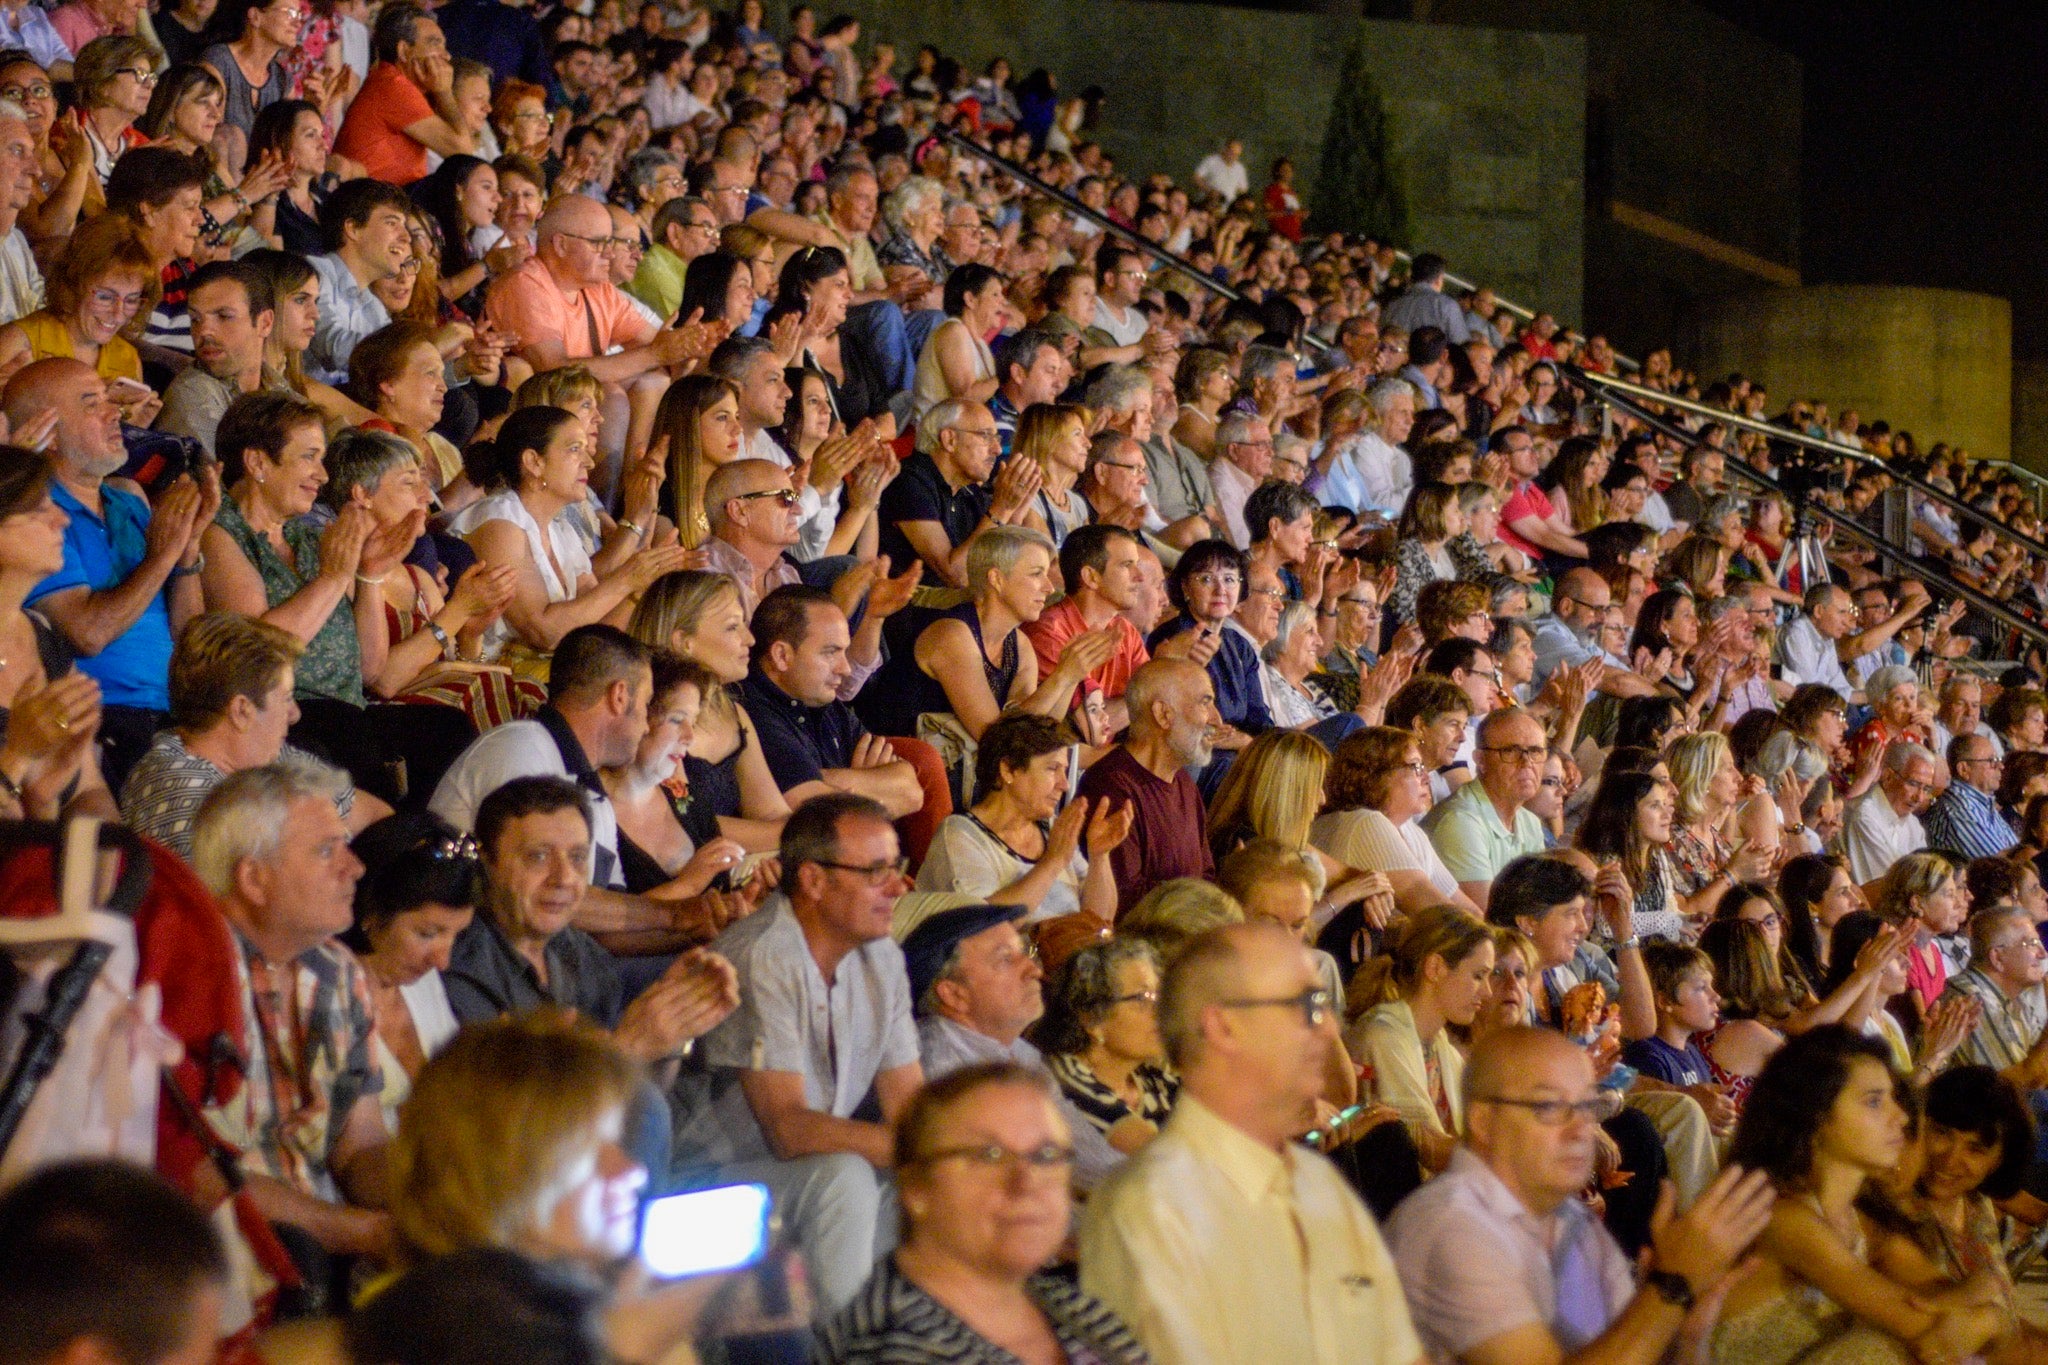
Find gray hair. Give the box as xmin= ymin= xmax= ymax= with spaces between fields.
xmin=1215 ymin=410 xmax=1266 ymax=449
xmin=189 ymin=755 xmax=351 ymax=899
xmin=319 ymin=428 xmax=419 ymax=511
xmin=1240 ymin=344 xmax=1293 ymax=386
xmin=1884 ymin=740 xmax=1937 ymax=773
xmin=881 ymin=175 xmax=943 ymax=234
xmin=1753 ymin=730 xmax=1828 ymax=784
xmin=1263 ymin=599 xmax=1316 ymax=664
xmin=1272 ymin=431 xmax=1310 ymax=463
xmin=963 ymin=524 xmax=1054 ymax=595
xmin=1366 ymin=377 xmax=1415 ymax=417
xmin=1039 ymin=936 xmax=1162 ymax=1053
xmin=1701 ymin=495 xmax=1746 ymax=531
xmin=625 ymin=147 xmax=680 ymax=194
xmin=707 ymin=334 xmax=777 ymax=385
xmin=916 ymin=397 xmax=973 ymax=455
xmin=1702 ymin=594 xmax=1750 ymax=625
xmin=1864 ymin=665 xmax=1919 ymax=709
xmin=1082 ymin=364 xmax=1150 ymax=417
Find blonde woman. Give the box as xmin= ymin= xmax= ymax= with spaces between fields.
xmin=629 ymin=570 xmax=790 ymax=850
xmin=1872 ymin=851 xmax=1969 ymax=1019
xmin=1116 ymin=876 xmax=1242 ymax=965
xmin=1206 ymin=727 xmax=1398 ymax=926
xmin=1347 ymin=905 xmax=1495 ymax=1173
xmin=1013 ymin=402 xmax=1093 ymax=549
xmin=1667 ymin=730 xmax=1777 ymax=917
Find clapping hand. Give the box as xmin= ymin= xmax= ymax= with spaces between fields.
xmin=1082 ymin=797 xmax=1135 ymax=858
xmin=614 ymin=949 xmax=741 ymax=1062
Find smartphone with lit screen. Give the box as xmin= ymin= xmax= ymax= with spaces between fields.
xmin=639 ymin=1182 xmax=774 ymax=1280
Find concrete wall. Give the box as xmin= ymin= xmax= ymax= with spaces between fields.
xmin=1429 ymin=0 xmax=1803 ymax=354
xmin=1679 ymin=286 xmax=2011 ymax=459
xmin=830 ymin=0 xmax=1586 ymax=318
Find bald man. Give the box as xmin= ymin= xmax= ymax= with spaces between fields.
xmin=1074 ymin=658 xmax=1219 ymax=914
xmin=1084 ymin=923 xmax=1425 ymax=1365
xmin=485 ymin=194 xmax=704 ymax=499
xmin=701 ymin=458 xmax=807 ymax=615
xmin=1529 ymin=567 xmax=1656 ymax=698
xmin=1387 ymin=1027 xmax=1773 ymax=1365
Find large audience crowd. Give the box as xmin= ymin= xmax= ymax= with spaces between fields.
xmin=6 ymin=2 xmax=2048 ymax=1363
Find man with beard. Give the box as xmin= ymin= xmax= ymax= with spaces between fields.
xmin=160 ymin=260 xmax=280 ymax=456
xmin=1075 ymin=658 xmax=1219 ymax=914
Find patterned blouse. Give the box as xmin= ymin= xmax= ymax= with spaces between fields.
xmin=1668 ymin=822 xmax=1729 ymax=902
xmin=1047 ymin=1052 xmax=1178 ymax=1136
xmin=213 ymin=496 xmax=365 ymax=706
xmin=817 ymin=1255 xmax=1151 ymax=1365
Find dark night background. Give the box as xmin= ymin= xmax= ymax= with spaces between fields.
xmin=1699 ymin=1 xmax=2048 ymax=359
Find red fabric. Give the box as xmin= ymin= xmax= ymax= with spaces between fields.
xmin=332 ymin=62 xmax=434 ymax=185
xmin=1263 ymin=181 xmax=1303 ymax=241
xmin=1497 ymin=481 xmax=1555 ymax=559
xmin=886 ymin=735 xmax=952 ymax=872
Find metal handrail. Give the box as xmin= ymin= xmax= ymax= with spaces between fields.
xmin=1380 ymin=248 xmax=1638 ymax=373
xmin=933 ymin=126 xmax=1334 ymax=355
xmin=1579 ymin=377 xmax=2048 ymax=652
xmin=1564 ymin=366 xmax=2048 ymax=568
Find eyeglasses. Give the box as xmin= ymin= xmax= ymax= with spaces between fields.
xmin=1189 ymin=572 xmax=1241 ymax=590
xmin=116 ymin=67 xmax=160 ymax=85
xmin=87 ymin=287 xmax=146 ymax=314
xmin=1095 ymin=459 xmax=1146 ymax=473
xmin=1110 ymin=988 xmax=1158 ymax=1006
xmin=1401 ymin=760 xmax=1429 ymax=776
xmin=554 ymin=231 xmax=618 ymax=250
xmin=0 ymin=83 xmax=52 ymax=102
xmin=1480 ymin=745 xmax=1548 ymax=765
xmin=511 ymin=110 xmax=551 ymax=124
xmin=1245 ymin=585 xmax=1286 ymax=603
xmin=947 ymin=426 xmax=999 ymax=445
xmin=1217 ymin=988 xmax=1332 ymax=1029
xmin=1539 ymin=776 xmax=1563 ymax=788
xmin=910 ymin=1141 xmax=1076 ymax=1174
xmin=813 ymin=855 xmax=911 ymax=884
xmin=733 ymin=487 xmax=799 ymax=508
xmin=1475 ymin=1092 xmax=1624 ymax=1125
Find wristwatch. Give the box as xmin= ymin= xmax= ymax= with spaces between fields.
xmin=1645 ymin=1267 xmax=1695 ymax=1312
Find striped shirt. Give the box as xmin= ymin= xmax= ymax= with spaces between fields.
xmin=817 ymin=1255 xmax=1150 ymax=1365
xmin=144 ymin=257 xmax=198 ymax=357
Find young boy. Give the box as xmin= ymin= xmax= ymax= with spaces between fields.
xmin=1621 ymin=941 xmax=1721 ymax=1087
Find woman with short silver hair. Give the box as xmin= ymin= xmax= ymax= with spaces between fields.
xmin=1036 ymin=938 xmax=1175 ymax=1154
xmin=1262 ymin=599 xmax=1343 ymax=729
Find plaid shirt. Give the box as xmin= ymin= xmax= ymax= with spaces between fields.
xmin=1941 ymin=966 xmax=2047 ymax=1073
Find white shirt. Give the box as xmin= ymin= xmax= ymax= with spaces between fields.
xmin=0 ymin=227 xmax=44 ymax=326
xmin=1193 ymin=153 xmax=1250 ymax=203
xmin=1777 ymin=613 xmax=1855 ymax=700
xmin=1930 ymin=719 xmax=2004 ymax=762
xmin=1082 ymin=1094 xmax=1424 ymax=1365
xmin=1837 ymin=785 xmax=1926 ymax=886
xmin=1322 ymin=431 xmax=1409 ymax=518
xmin=1639 ymin=489 xmax=1676 ymax=533
xmin=1092 ymin=297 xmax=1149 ymax=348
xmin=1311 ymin=810 xmax=1460 ymax=896
xmin=429 ymin=720 xmax=625 ymax=888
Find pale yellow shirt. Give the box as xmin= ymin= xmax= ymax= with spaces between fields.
xmin=1080 ymin=1093 xmax=1425 ymax=1365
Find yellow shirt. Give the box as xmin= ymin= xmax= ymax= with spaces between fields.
xmin=18 ymin=310 xmax=142 ymax=383
xmin=1080 ymin=1093 xmax=1425 ymax=1365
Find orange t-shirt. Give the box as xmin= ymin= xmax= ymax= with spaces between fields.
xmin=332 ymin=62 xmax=433 ymax=186
xmin=1023 ymin=595 xmax=1150 ymax=705
xmin=484 ymin=256 xmax=658 ymax=359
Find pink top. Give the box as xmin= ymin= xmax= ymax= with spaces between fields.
xmin=1497 ymin=481 xmax=1554 ymax=558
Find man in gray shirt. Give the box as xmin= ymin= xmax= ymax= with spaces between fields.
xmin=672 ymin=792 xmax=923 ymax=1317
xmin=1380 ymin=252 xmax=1469 ymax=345
xmin=159 ymin=260 xmax=284 ymax=456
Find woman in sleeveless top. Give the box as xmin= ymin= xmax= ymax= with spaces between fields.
xmin=1013 ymin=402 xmax=1093 ymax=555
xmin=629 ymin=571 xmax=791 ymax=851
xmin=909 ymin=263 xmax=1005 ymax=423
xmin=601 ymin=651 xmax=753 ymax=897
xmin=460 ymin=406 xmax=690 ymax=677
xmin=863 ymin=525 xmax=1113 ymax=744
xmin=1710 ymin=1027 xmax=1999 ymax=1365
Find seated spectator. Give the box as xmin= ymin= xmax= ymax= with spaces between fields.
xmin=187 ymin=761 xmax=393 ymax=1266
xmin=1151 ymin=539 xmax=1270 ymax=744
xmin=344 ymin=320 xmax=464 ymax=499
xmin=1873 ymin=851 xmax=1969 ymax=1017
xmin=1388 ymin=481 xmax=1464 ymax=626
xmin=196 ymin=0 xmax=299 ymax=143
xmin=1074 ymin=655 xmax=1221 ymax=915
xmin=1665 ymin=730 xmax=1778 ymax=915
xmin=1022 ymin=523 xmax=1152 ymax=721
xmin=990 ymin=328 xmax=1071 ymax=454
xmin=903 ymin=903 xmax=1121 ymax=1185
xmin=628 ymin=195 xmax=718 ymax=322
xmin=674 ymin=792 xmax=923 ymax=1317
xmin=104 ymin=146 xmax=207 ymax=362
xmin=1348 ymin=905 xmax=1495 ymax=1174
xmin=917 ymin=711 xmax=1128 ymax=923
xmin=444 ymin=775 xmax=740 ymax=1079
xmin=863 ymin=524 xmax=1109 ymax=742
xmin=1423 ymin=707 xmax=1550 ymax=905
xmin=159 ymin=258 xmax=284 ymax=455
xmin=1387 ymin=1026 xmax=1772 ymax=1365
xmin=1577 ymin=771 xmax=1692 ymax=942
xmin=1010 ymin=401 xmax=1092 ymax=545
xmin=1313 ymin=726 xmax=1481 ymax=916
xmin=1846 ymin=664 xmax=1930 ymax=777
xmin=741 ymin=582 xmax=925 ymax=810
xmin=1691 ymin=917 xmax=1789 ymax=1107
xmin=1078 ymin=430 xmax=1157 ymax=547
xmin=6 ymin=356 xmax=203 ymax=785
xmin=1776 ymin=582 xmax=1860 ymax=701
xmin=907 ymin=261 xmax=1004 ymax=421
xmin=1841 ymin=741 xmax=1937 ymax=885
xmin=1080 ymin=922 xmax=1425 ymax=1365
xmin=1779 ymin=852 xmax=1866 ymax=984
xmin=697 ymin=457 xmax=883 ymax=622
xmin=307 ymin=176 xmax=414 ymax=384
xmin=1929 ymin=672 xmax=2004 ymax=760
xmin=876 ymin=397 xmax=1025 ymax=588
xmin=1414 ymin=578 xmax=1493 ymax=649
xmin=460 ymin=405 xmax=688 ymax=663
xmin=121 ymin=612 xmax=381 ymax=853
xmin=349 ymin=810 xmax=478 ymax=1131
xmin=1990 ymin=684 xmax=2048 ymax=757
xmin=72 ymin=36 xmax=155 ymax=193
xmin=1385 ymin=675 xmax=1476 ymax=801
xmin=251 ymin=98 xmax=341 ymax=258
xmin=486 ymin=194 xmax=700 ymax=486
xmin=1322 ymin=378 xmax=1415 ymax=521
xmin=1936 ymin=901 xmax=2045 ymax=1076
xmin=1925 ymin=731 xmax=2019 ymax=860
xmin=1037 ymin=937 xmax=1175 ymax=1154
xmin=0 ymin=1160 xmax=230 ymax=1365
xmin=816 ymin=1061 xmax=1148 ymax=1363
xmin=333 ymin=2 xmax=476 ymax=186
xmin=1623 ymin=940 xmax=1731 ymax=1103
xmin=1205 ymin=410 xmax=1271 ymax=548
xmin=0 ymin=212 xmax=151 ymax=397
xmin=242 ymin=247 xmax=377 ymax=432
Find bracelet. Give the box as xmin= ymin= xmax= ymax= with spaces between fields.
xmin=616 ymin=517 xmax=643 ymax=538
xmin=355 ymin=571 xmax=388 ymax=587
xmin=1617 ymin=935 xmax=1642 ymax=953
xmin=170 ymin=552 xmax=205 ymax=577
xmin=425 ymin=620 xmax=455 ymax=660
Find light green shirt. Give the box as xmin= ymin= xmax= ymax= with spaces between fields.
xmin=1419 ymin=779 xmax=1546 ymax=886
xmin=626 ymin=243 xmax=688 ymax=323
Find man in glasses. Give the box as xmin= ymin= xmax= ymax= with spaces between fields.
xmin=1084 ymin=921 xmax=1426 ymax=1365
xmin=1388 ymin=1026 xmax=1775 ymax=1365
xmin=1925 ymin=732 xmax=2018 ymax=862
xmin=626 ymin=195 xmax=717 ymax=324
xmin=675 ymin=792 xmax=923 ymax=1317
xmin=905 ymin=902 xmax=1121 ymax=1188
xmin=1839 ymin=740 xmax=1937 ymax=885
xmin=1422 ymin=707 xmax=1551 ymax=907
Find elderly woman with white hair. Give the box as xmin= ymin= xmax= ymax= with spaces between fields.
xmin=1262 ymin=600 xmax=1346 ymax=730
xmin=1321 ymin=376 xmax=1416 ymax=520
xmin=1751 ymin=728 xmax=1834 ymax=855
xmin=1845 ymin=663 xmax=1931 ymax=780
xmin=877 ymin=175 xmax=948 ymax=297
xmin=860 ymin=524 xmax=1119 ymax=742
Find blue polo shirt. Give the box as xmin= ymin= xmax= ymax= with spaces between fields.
xmin=28 ymin=482 xmax=173 ymax=710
